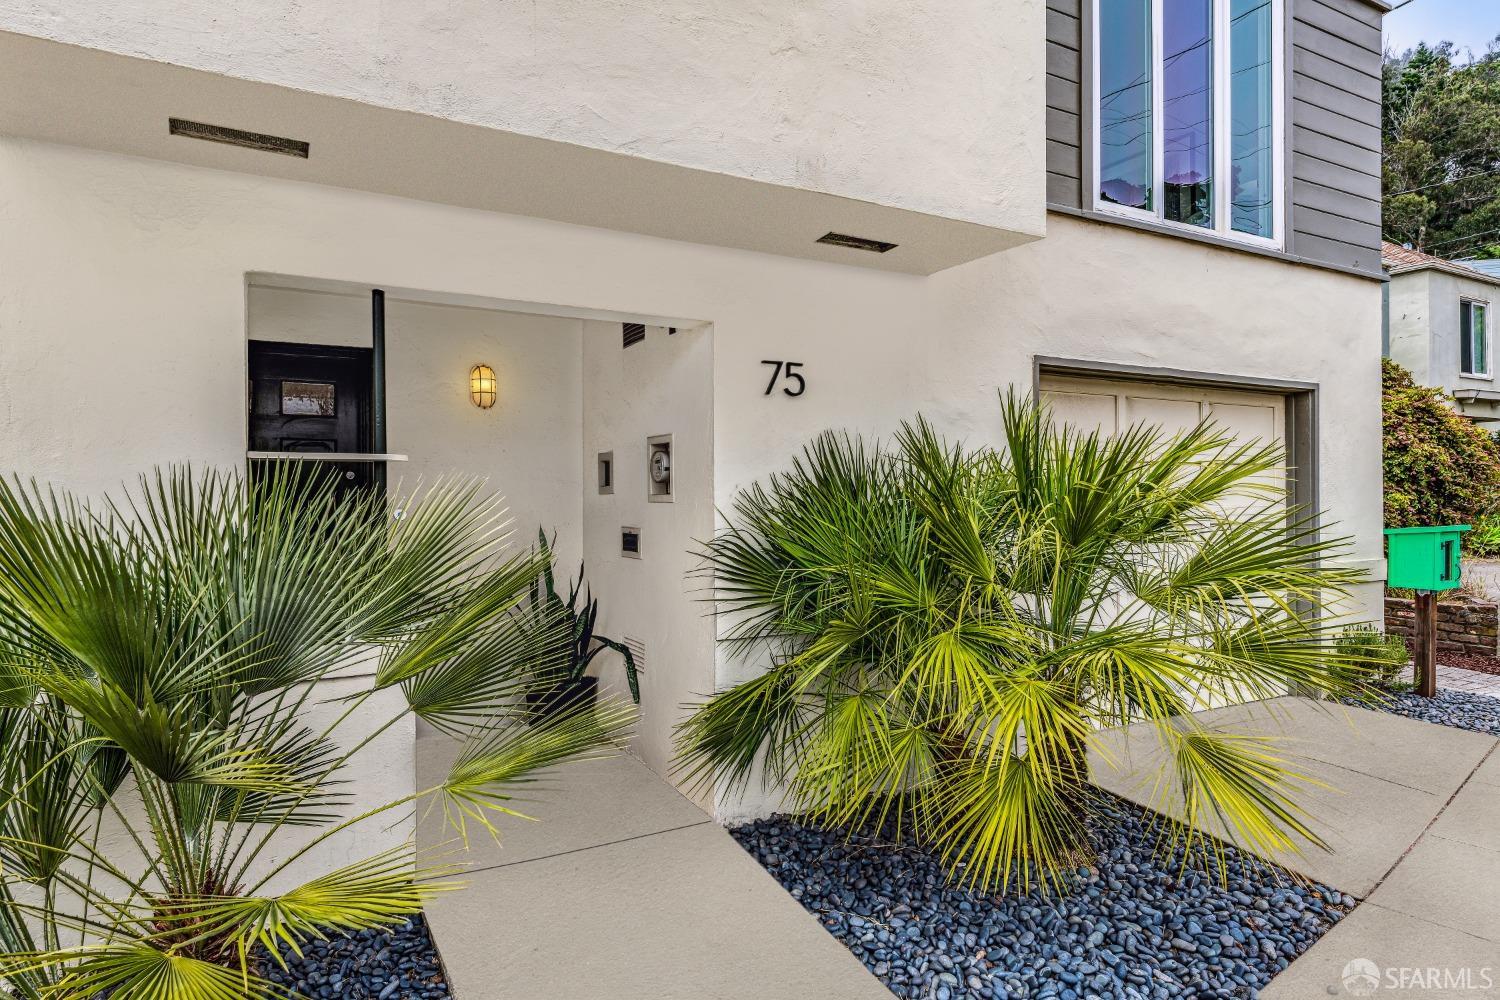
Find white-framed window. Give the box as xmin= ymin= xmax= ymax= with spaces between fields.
xmin=1461 ymin=299 xmax=1490 ymax=378
xmin=1092 ymin=0 xmax=1284 ymax=248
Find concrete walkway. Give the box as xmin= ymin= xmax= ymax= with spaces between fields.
xmin=415 ymin=725 xmax=891 ymax=1000
xmin=1093 ymin=697 xmax=1500 ymax=999
xmin=1462 ymin=557 xmax=1500 ymax=603
xmin=419 ymin=700 xmax=1499 ymax=1000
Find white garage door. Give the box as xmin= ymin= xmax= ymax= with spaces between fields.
xmin=1040 ymin=375 xmax=1284 ymax=445
xmin=1039 ymin=374 xmax=1288 ymax=504
xmin=1040 ymin=374 xmax=1293 ymax=707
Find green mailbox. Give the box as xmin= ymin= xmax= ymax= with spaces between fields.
xmin=1385 ymin=525 xmax=1470 ymax=592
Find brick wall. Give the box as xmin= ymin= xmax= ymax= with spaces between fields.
xmin=1384 ymin=595 xmax=1500 ymax=657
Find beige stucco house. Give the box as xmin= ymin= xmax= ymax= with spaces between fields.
xmin=1385 ymin=241 xmax=1500 ymax=423
xmin=0 ymin=0 xmax=1390 ymax=852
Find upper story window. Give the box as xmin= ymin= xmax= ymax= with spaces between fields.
xmin=1094 ymin=0 xmax=1283 ymax=247
xmin=1461 ymin=300 xmax=1490 ymax=378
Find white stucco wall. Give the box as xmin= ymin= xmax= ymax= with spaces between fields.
xmin=580 ymin=322 xmax=716 ymax=796
xmin=0 ymin=139 xmax=1384 ymax=834
xmin=246 ymin=284 xmax=585 ymax=573
xmin=0 ymin=0 xmax=1045 ymax=237
xmin=1387 ymin=270 xmax=1435 ymax=385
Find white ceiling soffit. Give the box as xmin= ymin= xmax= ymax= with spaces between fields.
xmin=0 ymin=30 xmax=1035 ymax=276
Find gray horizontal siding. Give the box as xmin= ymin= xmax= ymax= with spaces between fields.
xmin=1295 ymin=75 xmax=1380 ymax=129
xmin=1047 ymin=138 xmax=1081 ymax=177
xmin=1292 ymin=45 xmax=1381 ymax=107
xmin=1293 ymin=177 xmax=1381 ymax=221
xmin=1043 ymin=0 xmax=1385 ymax=277
xmin=1293 ymin=0 xmax=1382 ymax=53
xmin=1045 ymin=0 xmax=1084 ymax=210
xmin=1290 ymin=0 xmax=1385 ymax=277
xmin=1046 ymin=73 xmax=1080 ymax=115
xmin=1293 ymin=151 xmax=1382 ymax=202
xmin=1292 ymin=233 xmax=1383 ymax=275
xmin=1306 ymin=0 xmax=1382 ymax=30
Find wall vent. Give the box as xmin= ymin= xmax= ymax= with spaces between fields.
xmin=622 ymin=636 xmax=646 ymax=672
xmin=621 ymin=526 xmax=642 ymax=558
xmin=168 ymin=118 xmax=310 ymax=158
xmin=622 ymin=323 xmax=646 ymax=348
xmin=816 ymin=232 xmax=898 ymax=253
xmin=597 ymin=451 xmax=614 ymax=495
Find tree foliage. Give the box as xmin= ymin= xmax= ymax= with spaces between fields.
xmin=1383 ymin=358 xmax=1500 ymax=526
xmin=1383 ymin=40 xmax=1500 ymax=256
xmin=0 ymin=467 xmax=633 ymax=999
xmin=678 ymin=395 xmax=1370 ymax=892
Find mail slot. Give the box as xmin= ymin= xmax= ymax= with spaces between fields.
xmin=1384 ymin=525 xmax=1470 ymax=592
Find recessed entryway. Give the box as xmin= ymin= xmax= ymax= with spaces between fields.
xmin=244 ymin=274 xmax=716 ymax=786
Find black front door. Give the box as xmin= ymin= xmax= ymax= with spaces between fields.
xmin=248 ymin=341 xmax=373 ymax=494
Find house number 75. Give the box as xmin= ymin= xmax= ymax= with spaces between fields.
xmin=761 ymin=360 xmax=807 ymax=397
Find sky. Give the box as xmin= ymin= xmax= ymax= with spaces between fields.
xmin=1384 ymin=0 xmax=1500 ymax=59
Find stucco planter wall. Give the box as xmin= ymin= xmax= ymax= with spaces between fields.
xmin=1385 ymin=595 xmax=1500 ymax=656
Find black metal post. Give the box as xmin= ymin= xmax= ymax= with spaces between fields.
xmin=371 ymin=289 xmax=387 ymax=496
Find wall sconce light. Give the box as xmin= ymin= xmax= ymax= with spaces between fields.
xmin=469 ymin=364 xmax=496 ymax=409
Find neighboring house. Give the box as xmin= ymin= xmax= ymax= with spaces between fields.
xmin=0 ymin=0 xmax=1390 ymax=846
xmin=1385 ymin=241 xmax=1500 ymax=422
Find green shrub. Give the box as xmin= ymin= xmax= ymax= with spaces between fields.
xmin=1334 ymin=625 xmax=1409 ymax=690
xmin=1467 ymin=511 xmax=1500 ymax=557
xmin=677 ymin=393 xmax=1367 ymax=891
xmin=1383 ymin=359 xmax=1500 ymax=527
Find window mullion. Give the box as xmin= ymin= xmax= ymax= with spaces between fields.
xmin=1213 ymin=0 xmax=1229 ymax=235
xmin=1152 ymin=0 xmax=1165 ymax=219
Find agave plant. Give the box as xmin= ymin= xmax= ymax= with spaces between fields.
xmin=677 ymin=393 xmax=1370 ymax=891
xmin=0 ymin=466 xmax=632 ymax=998
xmin=527 ymin=529 xmax=640 ymax=705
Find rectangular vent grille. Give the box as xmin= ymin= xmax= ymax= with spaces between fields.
xmin=817 ymin=231 xmax=898 ymax=253
xmin=622 ymin=636 xmax=646 ymax=671
xmin=168 ymin=118 xmax=310 ymax=158
xmin=622 ymin=323 xmax=646 ymax=348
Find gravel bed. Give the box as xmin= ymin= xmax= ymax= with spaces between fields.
xmin=1352 ymin=687 xmax=1500 ymax=736
xmin=732 ymin=795 xmax=1352 ymax=1000
xmin=1436 ymin=652 xmax=1500 ymax=676
xmin=260 ymin=914 xmax=451 ymax=999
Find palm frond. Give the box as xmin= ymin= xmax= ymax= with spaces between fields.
xmin=437 ymin=701 xmax=634 ymax=841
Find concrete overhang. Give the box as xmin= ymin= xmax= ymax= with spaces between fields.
xmin=0 ymin=30 xmax=1038 ymax=276
xmin=1452 ymin=389 xmax=1500 ymax=422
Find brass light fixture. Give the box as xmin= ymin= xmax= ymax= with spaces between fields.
xmin=469 ymin=364 xmax=497 ymax=409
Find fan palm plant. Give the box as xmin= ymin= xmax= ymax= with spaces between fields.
xmin=677 ymin=393 xmax=1370 ymax=891
xmin=0 ymin=466 xmax=632 ymax=999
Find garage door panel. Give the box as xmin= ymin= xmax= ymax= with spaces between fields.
xmin=1037 ymin=372 xmax=1296 ymax=712
xmin=1206 ymin=401 xmax=1280 ymax=444
xmin=1041 ymin=389 xmax=1118 ymax=435
xmin=1038 ymin=375 xmax=1287 ymax=494
xmin=1121 ymin=395 xmax=1203 ymax=435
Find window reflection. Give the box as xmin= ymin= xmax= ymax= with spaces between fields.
xmin=1099 ymin=0 xmax=1154 ymax=211
xmin=1230 ymin=0 xmax=1274 ymax=238
xmin=1163 ymin=0 xmax=1213 ymax=227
